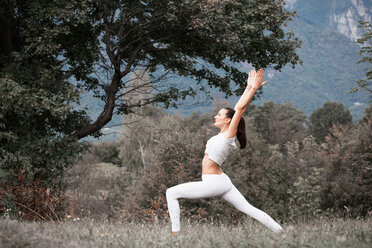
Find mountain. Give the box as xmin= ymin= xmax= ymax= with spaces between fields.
xmin=287 ymin=0 xmax=372 ymax=42
xmin=252 ymin=18 xmax=370 ymax=119
xmin=252 ymin=0 xmax=371 ymax=119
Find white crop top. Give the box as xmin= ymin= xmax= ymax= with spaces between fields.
xmin=205 ymin=132 xmax=237 ymax=166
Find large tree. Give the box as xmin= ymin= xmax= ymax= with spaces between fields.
xmin=250 ymin=101 xmax=307 ymax=146
xmin=309 ymin=102 xmax=353 ymax=143
xmin=2 ymin=0 xmax=302 ymax=140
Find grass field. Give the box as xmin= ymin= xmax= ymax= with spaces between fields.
xmin=0 ymin=217 xmax=371 ymax=247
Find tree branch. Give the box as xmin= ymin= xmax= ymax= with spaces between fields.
xmin=72 ymin=36 xmax=148 ymax=139
xmin=361 ymin=86 xmax=372 ymax=94
xmin=103 ymin=2 xmax=116 ymax=67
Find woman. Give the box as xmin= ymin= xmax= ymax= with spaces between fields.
xmin=166 ymin=69 xmax=283 ymax=234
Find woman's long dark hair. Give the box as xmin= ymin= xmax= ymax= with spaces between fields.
xmin=224 ymin=107 xmax=247 ymax=149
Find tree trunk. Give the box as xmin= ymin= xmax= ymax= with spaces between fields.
xmin=71 ymin=71 xmax=121 ymax=140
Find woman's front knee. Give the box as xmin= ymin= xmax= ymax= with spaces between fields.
xmin=166 ymin=187 xmax=176 ymax=199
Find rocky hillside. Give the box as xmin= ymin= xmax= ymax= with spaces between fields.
xmin=288 ymin=0 xmax=371 ymax=42
xmin=251 ymin=0 xmax=371 ymax=120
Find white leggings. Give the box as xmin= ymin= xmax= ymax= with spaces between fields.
xmin=166 ymin=173 xmax=283 ymax=233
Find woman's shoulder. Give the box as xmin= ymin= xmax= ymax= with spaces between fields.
xmin=220 ymin=132 xmax=236 ymax=140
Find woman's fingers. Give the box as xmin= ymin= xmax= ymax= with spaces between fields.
xmin=247 ymin=69 xmax=256 ymax=87
xmin=256 ymin=70 xmax=263 ymax=83
xmin=247 ymin=69 xmax=268 ymax=88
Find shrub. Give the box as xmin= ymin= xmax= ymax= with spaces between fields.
xmin=0 ymin=180 xmax=71 ymax=221
xmin=63 ymin=160 xmax=136 ymax=219
xmin=222 ymin=126 xmax=292 ymax=221
xmin=288 ymin=167 xmax=323 ymax=221
xmin=91 ymin=142 xmax=121 ymax=166
xmin=0 ymin=78 xmax=88 ymax=220
xmin=320 ymin=121 xmax=372 ymax=217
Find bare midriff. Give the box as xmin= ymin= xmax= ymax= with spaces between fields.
xmin=202 ymin=153 xmax=222 ymax=175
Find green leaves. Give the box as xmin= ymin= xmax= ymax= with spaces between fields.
xmin=0 ymin=78 xmax=88 ymax=180
xmin=351 ymin=21 xmax=372 ymax=94
xmin=309 ymin=102 xmax=353 ymax=143
xmin=288 ymin=167 xmax=323 ymax=221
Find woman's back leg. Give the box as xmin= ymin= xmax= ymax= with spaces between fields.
xmin=221 ymin=185 xmax=283 ymax=233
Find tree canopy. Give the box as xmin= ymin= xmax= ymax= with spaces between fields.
xmin=1 ymin=0 xmax=302 ymax=140
xmin=309 ymin=102 xmax=353 ymax=143
xmin=249 ymin=101 xmax=307 ymax=146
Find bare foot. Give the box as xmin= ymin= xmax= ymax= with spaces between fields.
xmin=281 ymin=225 xmax=295 ymax=237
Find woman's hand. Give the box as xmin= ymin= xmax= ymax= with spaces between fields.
xmin=247 ymin=69 xmax=268 ymax=90
xmin=233 ymin=68 xmax=269 ymax=116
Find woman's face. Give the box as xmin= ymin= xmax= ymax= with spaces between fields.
xmin=214 ymin=108 xmax=230 ymax=127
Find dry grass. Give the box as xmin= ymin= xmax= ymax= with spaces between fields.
xmin=1 ymin=217 xmax=371 ymax=248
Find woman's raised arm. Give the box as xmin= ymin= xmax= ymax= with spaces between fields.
xmin=225 ymin=69 xmax=268 ymax=138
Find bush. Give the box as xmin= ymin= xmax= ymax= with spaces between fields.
xmin=0 ymin=77 xmax=89 ymax=220
xmin=91 ymin=142 xmax=121 ymax=166
xmin=320 ymin=121 xmax=372 ymax=217
xmin=288 ymin=167 xmax=323 ymax=221
xmin=63 ymin=159 xmax=136 ymax=219
xmin=0 ymin=180 xmax=71 ymax=221
xmin=222 ymin=126 xmax=292 ymax=221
